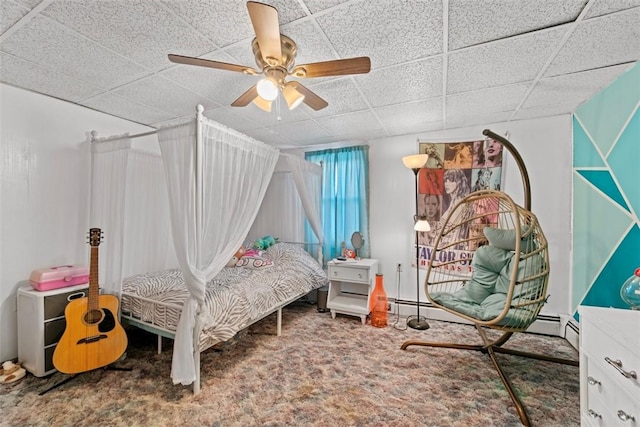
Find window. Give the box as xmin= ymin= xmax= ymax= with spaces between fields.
xmin=305 ymin=146 xmax=369 ymax=262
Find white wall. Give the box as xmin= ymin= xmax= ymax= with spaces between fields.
xmin=0 ymin=84 xmax=154 ymax=361
xmin=368 ymin=115 xmax=573 ymax=318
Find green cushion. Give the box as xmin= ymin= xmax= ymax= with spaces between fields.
xmin=483 ymin=227 xmax=536 ymax=253
xmin=463 ymin=246 xmax=513 ymax=303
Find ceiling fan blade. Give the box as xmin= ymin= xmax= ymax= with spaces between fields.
xmin=290 ymin=57 xmax=371 ymax=78
xmin=231 ymin=85 xmax=259 ymax=107
xmin=289 ymin=82 xmax=328 ymax=111
xmin=168 ymin=54 xmax=259 ymax=75
xmin=247 ymin=1 xmax=282 ymax=66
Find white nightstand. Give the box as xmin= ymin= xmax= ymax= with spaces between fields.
xmin=327 ymin=258 xmax=379 ymax=325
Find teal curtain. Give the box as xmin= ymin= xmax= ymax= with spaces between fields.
xmin=305 ymin=146 xmax=369 ymax=263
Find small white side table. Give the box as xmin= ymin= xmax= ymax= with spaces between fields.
xmin=326 ymin=258 xmax=379 ymax=325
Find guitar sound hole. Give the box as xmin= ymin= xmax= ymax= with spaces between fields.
xmin=84 ymin=309 xmax=104 ymax=325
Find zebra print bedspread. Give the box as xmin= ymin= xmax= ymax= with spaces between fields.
xmin=121 ymin=243 xmax=328 ymax=348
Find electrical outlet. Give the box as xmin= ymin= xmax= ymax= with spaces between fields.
xmin=387 ymin=303 xmax=392 ymax=312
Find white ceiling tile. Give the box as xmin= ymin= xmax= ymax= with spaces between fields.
xmin=448 ymin=0 xmax=586 ymax=50
xmin=81 ymin=93 xmax=175 ymax=124
xmin=448 ymin=26 xmax=568 ymax=94
xmin=280 ymin=19 xmax=338 ymax=67
xmin=523 ymin=63 xmax=633 ymax=109
xmin=545 ymin=8 xmax=640 ymax=77
xmin=0 ymin=15 xmax=148 ymax=89
xmin=316 ymin=110 xmax=385 ymax=140
xmin=161 ymin=51 xmax=261 ymax=106
xmin=302 ymin=0 xmax=351 ymax=14
xmin=112 ymin=75 xmax=219 ymax=117
xmin=357 ymin=57 xmax=443 ymax=107
xmin=223 ymin=40 xmax=258 ymax=69
xmin=0 ymin=52 xmax=104 ymax=102
xmin=447 ymin=83 xmax=530 ymax=118
xmin=202 ymin=106 xmax=262 ymax=132
xmin=243 ymin=126 xmax=293 ymax=146
xmin=511 ymin=102 xmax=576 ymax=121
xmin=262 ymin=119 xmax=333 ymax=147
xmin=41 ymin=0 xmax=216 ymax=70
xmin=446 ymin=110 xmax=513 ymax=129
xmin=161 ymin=0 xmax=307 ymax=49
xmin=316 ymin=0 xmax=443 ymax=68
xmin=584 ymin=0 xmax=640 ymax=18
xmin=306 ymin=77 xmax=369 ymax=117
xmin=13 ymin=0 xmax=40 ymax=8
xmin=374 ymin=99 xmax=443 ymax=135
xmin=1 ymin=0 xmax=30 ymax=35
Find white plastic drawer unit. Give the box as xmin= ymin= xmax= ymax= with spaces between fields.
xmin=326 ymin=259 xmax=379 ymax=325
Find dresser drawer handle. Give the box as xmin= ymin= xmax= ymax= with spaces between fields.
xmin=358 ymin=273 xmax=363 ymax=279
xmin=587 ymin=409 xmax=601 ymax=419
xmin=587 ymin=376 xmax=601 ymax=386
xmin=605 ymin=357 xmax=638 ymax=380
xmin=333 ymin=271 xmax=338 ymax=276
xmin=617 ymin=410 xmax=635 ymax=422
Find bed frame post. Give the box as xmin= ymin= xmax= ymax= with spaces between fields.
xmin=277 ymin=308 xmax=282 ymax=336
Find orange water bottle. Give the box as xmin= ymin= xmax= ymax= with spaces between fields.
xmin=370 ymin=273 xmax=388 ymax=328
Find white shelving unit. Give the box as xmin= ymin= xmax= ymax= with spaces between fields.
xmin=327 ymin=258 xmax=378 ymax=325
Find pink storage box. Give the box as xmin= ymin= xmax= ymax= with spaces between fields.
xmin=29 ymin=265 xmax=90 ymax=291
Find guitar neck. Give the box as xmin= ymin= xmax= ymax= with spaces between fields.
xmin=89 ymin=246 xmax=100 ymax=310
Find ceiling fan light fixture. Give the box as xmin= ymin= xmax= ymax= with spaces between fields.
xmin=282 ymin=84 xmax=305 ymax=110
xmin=256 ymin=78 xmax=278 ymax=101
xmin=253 ymin=96 xmax=272 ymax=112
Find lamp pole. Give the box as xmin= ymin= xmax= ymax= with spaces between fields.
xmin=407 ymin=167 xmax=430 ymax=330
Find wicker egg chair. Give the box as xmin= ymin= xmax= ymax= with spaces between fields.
xmin=401 ymin=130 xmax=578 ymax=426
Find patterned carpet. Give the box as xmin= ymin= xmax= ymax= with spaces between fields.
xmin=1 ymin=302 xmax=580 ymax=427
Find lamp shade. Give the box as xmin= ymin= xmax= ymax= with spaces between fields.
xmin=282 ymin=83 xmax=305 ymax=110
xmin=414 ymin=218 xmax=431 ymax=232
xmin=402 ymin=154 xmax=429 ymax=170
xmin=256 ymin=78 xmax=278 ymax=101
xmin=253 ymin=96 xmax=272 ymax=112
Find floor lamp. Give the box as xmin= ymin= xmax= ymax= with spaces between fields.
xmin=402 ymin=154 xmax=430 ymax=330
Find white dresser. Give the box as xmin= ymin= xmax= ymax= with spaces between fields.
xmin=579 ymin=306 xmax=639 ymax=426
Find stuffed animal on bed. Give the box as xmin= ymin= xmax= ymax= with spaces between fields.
xmin=252 ymin=235 xmax=279 ymax=250
xmin=226 ymin=246 xmax=246 ymax=267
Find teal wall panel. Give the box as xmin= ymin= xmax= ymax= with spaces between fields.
xmin=572 ymin=61 xmax=640 ymax=315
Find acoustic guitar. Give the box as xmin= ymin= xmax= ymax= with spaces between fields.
xmin=52 ymin=228 xmax=128 ymax=374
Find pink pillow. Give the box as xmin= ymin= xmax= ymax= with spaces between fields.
xmin=236 ymin=255 xmax=273 ymax=269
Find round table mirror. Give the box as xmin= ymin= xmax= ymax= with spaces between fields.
xmin=351 ymin=231 xmax=364 ymax=259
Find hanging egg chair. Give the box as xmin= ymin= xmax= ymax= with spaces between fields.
xmin=401 ymin=129 xmax=578 ymax=426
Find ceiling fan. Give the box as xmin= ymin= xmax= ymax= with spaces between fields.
xmin=168 ymin=1 xmax=371 ymax=112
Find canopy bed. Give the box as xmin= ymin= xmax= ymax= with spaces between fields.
xmin=89 ymin=105 xmax=327 ymax=394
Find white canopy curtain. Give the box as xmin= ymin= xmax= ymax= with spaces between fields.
xmin=158 ymin=113 xmax=279 ymax=386
xmin=249 ymin=153 xmax=324 ymax=260
xmin=90 ymin=140 xmax=175 ymax=296
xmin=90 ymin=135 xmax=131 ymax=297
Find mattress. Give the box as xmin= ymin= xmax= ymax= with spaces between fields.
xmin=121 ymin=243 xmax=328 ymax=347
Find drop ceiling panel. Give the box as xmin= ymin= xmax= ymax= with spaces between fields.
xmin=0 ymin=52 xmax=103 ymax=102
xmin=446 ymin=110 xmax=513 ymax=129
xmin=357 ymin=57 xmax=442 ymax=107
xmin=13 ymin=0 xmax=40 ymax=8
xmin=244 ymin=126 xmax=293 ymax=146
xmin=523 ymin=63 xmax=633 ymax=109
xmin=1 ymin=0 xmax=30 ymax=34
xmin=374 ymin=99 xmax=444 ymax=136
xmin=316 ymin=0 xmax=443 ymax=68
xmin=303 ymin=0 xmax=351 ymax=14
xmin=316 ymin=110 xmax=386 ymax=140
xmin=1 ymin=15 xmax=148 ymax=89
xmin=306 ymin=77 xmax=369 ymax=117
xmin=160 ymin=52 xmax=259 ymax=106
xmin=81 ymin=93 xmax=175 ymax=125
xmin=279 ymin=19 xmax=338 ymax=68
xmin=447 ymin=83 xmax=530 ymax=118
xmin=112 ymin=75 xmax=219 ymax=117
xmin=262 ymin=119 xmax=333 ymax=147
xmin=448 ymin=0 xmax=586 ymax=50
xmin=201 ymin=106 xmax=262 ymax=132
xmin=545 ymin=8 xmax=640 ymax=77
xmin=584 ymin=0 xmax=640 ymax=18
xmin=447 ymin=26 xmax=568 ymax=94
xmin=41 ymin=0 xmax=217 ymax=70
xmin=511 ymin=102 xmax=576 ymax=121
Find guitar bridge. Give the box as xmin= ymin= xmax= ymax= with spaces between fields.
xmin=76 ymin=334 xmax=108 ymax=344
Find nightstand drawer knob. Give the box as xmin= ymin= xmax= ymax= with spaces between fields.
xmin=605 ymin=357 xmax=638 ymax=379
xmin=617 ymin=410 xmax=635 ymax=422
xmin=358 ymin=273 xmax=362 ymax=278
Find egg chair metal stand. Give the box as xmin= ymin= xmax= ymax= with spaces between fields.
xmin=400 ymin=129 xmax=579 ymax=426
